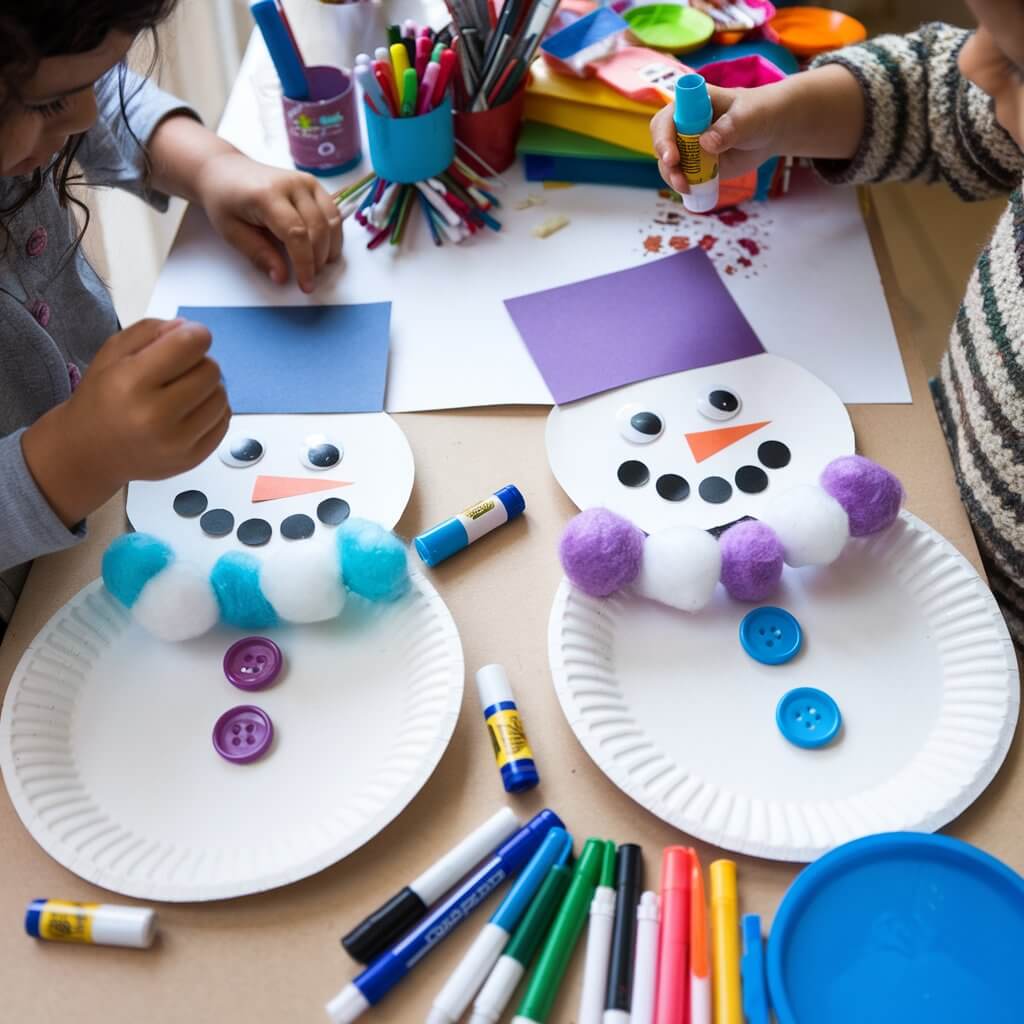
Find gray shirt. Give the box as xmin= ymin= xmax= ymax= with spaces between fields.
xmin=0 ymin=68 xmax=192 ymax=627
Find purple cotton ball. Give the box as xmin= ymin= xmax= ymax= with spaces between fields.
xmin=559 ymin=508 xmax=645 ymax=597
xmin=719 ymin=520 xmax=784 ymax=602
xmin=820 ymin=455 xmax=904 ymax=537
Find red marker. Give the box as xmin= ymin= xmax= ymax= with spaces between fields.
xmin=654 ymin=847 xmax=693 ymax=1024
xmin=415 ymin=35 xmax=432 ymax=82
xmin=431 ymin=48 xmax=457 ymax=109
xmin=372 ymin=61 xmax=399 ymax=116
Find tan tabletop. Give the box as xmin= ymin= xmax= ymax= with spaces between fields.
xmin=1 ymin=197 xmax=1020 ymax=1023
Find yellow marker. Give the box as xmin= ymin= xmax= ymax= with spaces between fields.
xmin=389 ymin=43 xmax=411 ymax=105
xmin=709 ymin=860 xmax=742 ymax=1024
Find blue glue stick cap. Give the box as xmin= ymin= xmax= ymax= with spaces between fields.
xmin=674 ymin=73 xmax=712 ymax=135
xmin=496 ymin=484 xmax=526 ymax=519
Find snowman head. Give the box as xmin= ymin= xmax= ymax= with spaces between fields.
xmin=546 ymin=354 xmax=854 ymax=534
xmin=127 ymin=412 xmax=415 ymax=567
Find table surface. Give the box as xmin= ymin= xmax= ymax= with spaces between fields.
xmin=2 ymin=181 xmax=1021 ymax=1022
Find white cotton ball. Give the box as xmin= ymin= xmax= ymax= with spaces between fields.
xmin=760 ymin=484 xmax=850 ymax=568
xmin=261 ymin=544 xmax=345 ymax=624
xmin=132 ymin=561 xmax=219 ymax=642
xmin=635 ymin=526 xmax=722 ymax=613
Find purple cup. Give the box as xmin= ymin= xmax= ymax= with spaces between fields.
xmin=281 ymin=66 xmax=361 ymax=176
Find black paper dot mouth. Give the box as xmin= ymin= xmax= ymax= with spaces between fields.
xmin=173 ymin=489 xmax=208 ymax=518
xmin=618 ymin=460 xmax=650 ymax=487
xmin=200 ymin=508 xmax=234 ymax=537
xmin=317 ymin=497 xmax=351 ymax=526
xmin=280 ymin=513 xmax=315 ymax=540
xmin=699 ymin=476 xmax=733 ymax=504
xmin=735 ymin=465 xmax=769 ymax=494
xmin=238 ymin=518 xmax=273 ymax=547
xmin=656 ymin=474 xmax=690 ymax=502
xmin=758 ymin=440 xmax=791 ymax=469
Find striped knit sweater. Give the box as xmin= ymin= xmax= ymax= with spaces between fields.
xmin=811 ymin=24 xmax=1024 ymax=644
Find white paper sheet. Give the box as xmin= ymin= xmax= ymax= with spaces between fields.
xmin=147 ymin=38 xmax=911 ymax=410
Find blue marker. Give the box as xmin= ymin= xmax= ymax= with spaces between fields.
xmin=415 ymin=485 xmax=526 ymax=567
xmin=325 ymin=809 xmax=564 ymax=1023
xmin=250 ymin=0 xmax=309 ymax=100
xmin=426 ymin=829 xmax=573 ymax=1024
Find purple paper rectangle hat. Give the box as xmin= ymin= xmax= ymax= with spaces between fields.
xmin=504 ymin=248 xmax=764 ymax=405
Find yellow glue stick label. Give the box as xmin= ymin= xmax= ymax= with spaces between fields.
xmin=676 ymin=132 xmax=718 ymax=186
xmin=39 ymin=902 xmax=98 ymax=943
xmin=487 ymin=709 xmax=534 ymax=768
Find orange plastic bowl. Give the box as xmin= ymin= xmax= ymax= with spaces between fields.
xmin=770 ymin=6 xmax=866 ymax=58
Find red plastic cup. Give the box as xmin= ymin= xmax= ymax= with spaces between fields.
xmin=453 ymin=85 xmax=526 ymax=176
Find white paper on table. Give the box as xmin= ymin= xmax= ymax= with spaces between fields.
xmin=147 ymin=36 xmax=911 ymax=411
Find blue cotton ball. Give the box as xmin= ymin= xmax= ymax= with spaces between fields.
xmin=102 ymin=533 xmax=174 ymax=609
xmin=210 ymin=552 xmax=278 ymax=630
xmin=338 ymin=519 xmax=411 ymax=603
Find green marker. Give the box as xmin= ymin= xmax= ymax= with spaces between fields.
xmin=386 ymin=24 xmax=402 ymax=46
xmin=511 ymin=838 xmax=608 ymax=1024
xmin=468 ymin=860 xmax=573 ymax=1024
xmin=400 ymin=67 xmax=418 ymax=117
xmin=431 ymin=41 xmax=446 ymax=63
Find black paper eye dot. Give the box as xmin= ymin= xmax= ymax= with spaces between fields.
xmin=237 ymin=518 xmax=273 ymax=547
xmin=617 ymin=404 xmax=664 ymax=444
xmin=699 ymin=476 xmax=733 ymax=504
xmin=301 ymin=433 xmax=342 ymax=471
xmin=218 ymin=436 xmax=264 ymax=468
xmin=735 ymin=466 xmax=769 ymax=494
xmin=618 ymin=460 xmax=650 ymax=487
xmin=317 ymin=497 xmax=351 ymax=526
xmin=698 ymin=388 xmax=742 ymax=422
xmin=656 ymin=474 xmax=690 ymax=502
xmin=173 ymin=489 xmax=208 ymax=518
xmin=758 ymin=440 xmax=791 ymax=469
xmin=280 ymin=514 xmax=315 ymax=540
xmin=200 ymin=508 xmax=234 ymax=537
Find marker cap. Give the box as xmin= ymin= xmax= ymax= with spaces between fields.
xmin=599 ymin=840 xmax=617 ymax=888
xmin=504 ymin=865 xmax=573 ymax=965
xmin=673 ymin=73 xmax=712 ymax=135
xmin=341 ymin=886 xmax=425 ymax=964
xmin=661 ymin=845 xmax=694 ymax=891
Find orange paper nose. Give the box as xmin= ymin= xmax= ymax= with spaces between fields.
xmin=685 ymin=421 xmax=770 ymax=463
xmin=251 ymin=476 xmax=351 ymax=503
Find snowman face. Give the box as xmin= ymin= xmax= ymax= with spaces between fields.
xmin=127 ymin=413 xmax=415 ymax=566
xmin=546 ymin=354 xmax=854 ymax=533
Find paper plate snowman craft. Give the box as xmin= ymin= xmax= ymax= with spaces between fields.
xmin=127 ymin=412 xmax=414 ymax=565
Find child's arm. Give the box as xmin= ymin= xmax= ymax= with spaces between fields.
xmin=653 ymin=23 xmax=1023 ymax=200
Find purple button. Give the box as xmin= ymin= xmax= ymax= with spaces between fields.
xmin=26 ymin=226 xmax=47 ymax=258
xmin=223 ymin=636 xmax=283 ymax=690
xmin=28 ymin=300 xmax=50 ymax=328
xmin=213 ymin=705 xmax=274 ymax=764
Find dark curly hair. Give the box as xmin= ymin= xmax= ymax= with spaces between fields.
xmin=0 ymin=1 xmax=181 ymax=240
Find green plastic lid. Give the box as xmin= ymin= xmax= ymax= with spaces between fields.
xmin=623 ymin=4 xmax=715 ymax=54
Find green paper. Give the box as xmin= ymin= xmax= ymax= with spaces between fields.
xmin=517 ymin=122 xmax=655 ymax=163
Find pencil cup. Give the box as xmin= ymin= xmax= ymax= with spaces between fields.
xmin=453 ymin=85 xmax=527 ymax=176
xmin=281 ymin=66 xmax=361 ymax=176
xmin=365 ymin=99 xmax=455 ymax=184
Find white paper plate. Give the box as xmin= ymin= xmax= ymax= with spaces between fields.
xmin=549 ymin=512 xmax=1019 ymax=861
xmin=1 ymin=575 xmax=463 ymax=901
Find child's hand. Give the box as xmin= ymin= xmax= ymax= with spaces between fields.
xmin=22 ymin=319 xmax=230 ymax=527
xmin=196 ymin=153 xmax=342 ymax=294
xmin=651 ymin=85 xmax=780 ymax=194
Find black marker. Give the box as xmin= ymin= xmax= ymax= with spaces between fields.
xmin=604 ymin=843 xmax=643 ymax=1023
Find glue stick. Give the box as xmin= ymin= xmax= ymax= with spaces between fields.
xmin=25 ymin=899 xmax=157 ymax=949
xmin=674 ymin=74 xmax=718 ymax=214
xmin=476 ymin=664 xmax=539 ymax=793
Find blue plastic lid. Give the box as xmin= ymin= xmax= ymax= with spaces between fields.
xmin=496 ymin=484 xmax=526 ymax=520
xmin=767 ymin=833 xmax=1024 ymax=1024
xmin=739 ymin=607 xmax=802 ymax=665
xmin=776 ymin=687 xmax=840 ymax=749
xmin=674 ymin=73 xmax=712 ymax=135
xmin=500 ymin=758 xmax=541 ymax=794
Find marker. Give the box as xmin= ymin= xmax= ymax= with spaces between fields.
xmin=476 ymin=663 xmax=539 ymax=793
xmin=740 ymin=915 xmax=769 ymax=1024
xmin=630 ymin=892 xmax=660 ymax=1024
xmin=25 ymin=899 xmax=157 ymax=949
xmin=674 ymin=74 xmax=719 ymax=214
xmin=578 ymin=841 xmax=618 ymax=1024
xmin=432 ymin=48 xmax=457 ymax=109
xmin=604 ymin=844 xmax=643 ymax=1024
xmin=415 ymin=485 xmax=525 ymax=567
xmin=250 ymin=0 xmax=309 ymax=99
xmin=355 ymin=63 xmax=386 ymax=116
xmin=415 ymin=34 xmax=432 ymax=81
xmin=327 ymin=810 xmax=564 ymax=1023
xmin=469 ymin=854 xmax=574 ymax=1024
xmin=690 ymin=858 xmax=711 ymax=1024
xmin=389 ymin=42 xmax=411 ymax=104
xmin=654 ymin=847 xmax=692 ymax=1024
xmin=400 ymin=67 xmax=418 ymax=117
xmin=375 ymin=45 xmax=391 ymax=62
xmin=709 ymin=861 xmax=742 ymax=1024
xmin=418 ymin=62 xmax=441 ymax=115
xmin=512 ymin=838 xmax=607 ymax=1024
xmin=372 ymin=61 xmax=399 ymax=117
xmin=386 ymin=24 xmax=401 ymax=46
xmin=341 ymin=807 xmax=519 ymax=964
xmin=427 ymin=829 xmax=573 ymax=1024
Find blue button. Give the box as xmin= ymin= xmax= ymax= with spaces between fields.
xmin=739 ymin=607 xmax=802 ymax=665
xmin=776 ymin=688 xmax=841 ymax=749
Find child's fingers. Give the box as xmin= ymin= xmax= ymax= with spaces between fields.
xmin=95 ymin=318 xmax=175 ymax=365
xmin=650 ymin=106 xmax=679 ymax=168
xmin=262 ymin=195 xmax=317 ymax=293
xmin=187 ymin=407 xmax=232 ymax=468
xmin=220 ymin=219 xmax=289 ymax=285
xmin=156 ymin=356 xmax=224 ymax=422
xmin=179 ymin=386 xmax=231 ymax=449
xmin=291 ymin=187 xmax=333 ymax=274
xmin=133 ymin=322 xmax=213 ymax=389
xmin=313 ymin=186 xmax=343 ymax=264
xmin=658 ymin=159 xmax=690 ymax=194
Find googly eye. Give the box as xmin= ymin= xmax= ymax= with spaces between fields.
xmin=698 ymin=388 xmax=742 ymax=422
xmin=617 ymin=404 xmax=664 ymax=444
xmin=301 ymin=434 xmax=342 ymax=471
xmin=218 ymin=436 xmax=264 ymax=468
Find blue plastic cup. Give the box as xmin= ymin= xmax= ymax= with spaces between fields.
xmin=364 ymin=98 xmax=455 ymax=184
